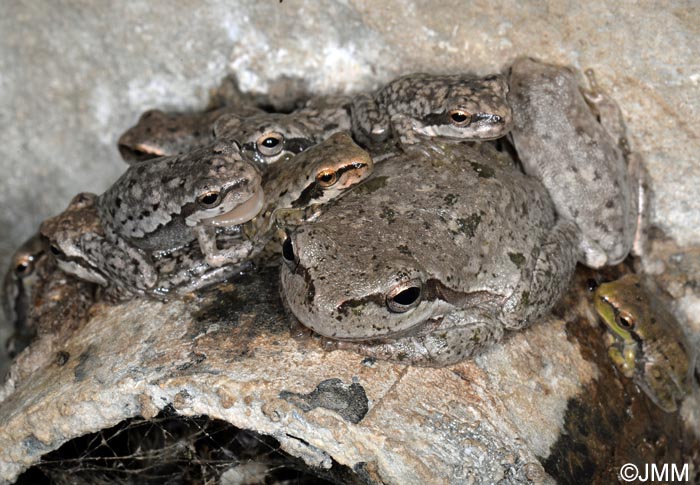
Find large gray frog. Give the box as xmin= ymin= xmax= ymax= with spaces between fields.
xmin=350 ymin=73 xmax=513 ymax=149
xmin=214 ymin=96 xmax=352 ymax=166
xmin=508 ymin=58 xmax=647 ymax=268
xmin=280 ymin=142 xmax=579 ymax=366
xmin=98 ymin=141 xmax=264 ymax=269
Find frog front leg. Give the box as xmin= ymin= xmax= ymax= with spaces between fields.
xmin=333 ymin=315 xmax=506 ymax=367
xmin=194 ymin=225 xmax=253 ymax=267
xmin=350 ymin=92 xmax=391 ymax=148
xmin=501 ymin=219 xmax=579 ymax=330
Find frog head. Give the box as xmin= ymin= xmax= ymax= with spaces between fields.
xmin=39 ymin=192 xmax=109 ymax=286
xmin=280 ymin=225 xmax=451 ymax=341
xmin=214 ymin=112 xmax=317 ymax=165
xmin=414 ymin=75 xmax=513 ymax=141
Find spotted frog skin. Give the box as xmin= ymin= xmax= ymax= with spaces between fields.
xmin=508 ymin=58 xmax=647 ymax=268
xmin=594 ymin=274 xmax=695 ymax=413
xmin=213 ymin=96 xmax=352 ymax=166
xmin=243 ymin=132 xmax=373 ymax=260
xmin=350 ymin=73 xmax=513 ymax=149
xmin=281 ymin=141 xmax=579 ymax=366
xmin=40 ymin=192 xmax=158 ymax=298
xmin=117 ymin=105 xmax=262 ymax=163
xmin=98 ymin=142 xmax=264 ymax=269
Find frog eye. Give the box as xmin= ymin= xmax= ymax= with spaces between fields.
xmin=616 ymin=314 xmax=635 ymax=330
xmin=282 ymin=236 xmax=297 ymax=267
xmin=14 ymin=255 xmax=34 ymax=276
xmin=49 ymin=244 xmax=63 ymax=257
xmin=448 ymin=109 xmax=472 ymax=127
xmin=316 ymin=169 xmax=338 ymax=188
xmin=386 ymin=281 xmax=422 ymax=313
xmin=197 ymin=190 xmax=222 ymax=208
xmin=256 ymin=132 xmax=285 ymax=157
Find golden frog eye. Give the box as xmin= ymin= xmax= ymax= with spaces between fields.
xmin=14 ymin=254 xmax=34 ymax=276
xmin=316 ymin=169 xmax=338 ymax=188
xmin=386 ymin=281 xmax=422 ymax=313
xmin=616 ymin=313 xmax=635 ymax=330
xmin=197 ymin=190 xmax=222 ymax=208
xmin=448 ymin=109 xmax=472 ymax=126
xmin=256 ymin=132 xmax=284 ymax=157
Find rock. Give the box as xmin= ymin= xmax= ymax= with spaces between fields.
xmin=1 ymin=266 xmax=698 ymax=483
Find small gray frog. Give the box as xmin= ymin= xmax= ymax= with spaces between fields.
xmin=214 ymin=96 xmax=352 ymax=166
xmin=40 ymin=192 xmax=157 ymax=298
xmin=280 ymin=141 xmax=579 ymax=366
xmin=117 ymin=105 xmax=262 ymax=163
xmin=350 ymin=73 xmax=513 ymax=150
xmin=242 ymin=132 xmax=374 ymax=262
xmin=508 ymin=58 xmax=648 ymax=268
xmin=98 ymin=142 xmax=264 ymax=270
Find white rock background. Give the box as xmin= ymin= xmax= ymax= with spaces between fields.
xmin=1 ymin=1 xmax=698 ymax=353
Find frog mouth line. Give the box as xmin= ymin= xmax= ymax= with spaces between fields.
xmin=203 ymin=188 xmax=265 ymax=227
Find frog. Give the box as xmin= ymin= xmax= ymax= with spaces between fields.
xmin=2 ymin=233 xmax=49 ymax=355
xmin=117 ymin=105 xmax=263 ymax=164
xmin=40 ymin=192 xmax=158 ymax=298
xmin=593 ymin=273 xmax=695 ymax=413
xmin=508 ymin=58 xmax=648 ymax=269
xmin=280 ymin=141 xmax=579 ymax=366
xmin=213 ymin=96 xmax=352 ymax=166
xmin=242 ymin=132 xmax=374 ymax=262
xmin=97 ymin=141 xmax=265 ymax=269
xmin=350 ymin=73 xmax=513 ymax=150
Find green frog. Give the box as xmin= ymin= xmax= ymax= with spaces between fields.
xmin=594 ymin=274 xmax=695 ymax=413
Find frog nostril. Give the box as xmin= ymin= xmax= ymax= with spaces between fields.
xmin=49 ymin=244 xmax=62 ymax=256
xmin=386 ymin=283 xmax=422 ymax=313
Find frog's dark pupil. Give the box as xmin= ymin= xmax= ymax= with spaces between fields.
xmin=619 ymin=316 xmax=633 ymax=329
xmin=586 ymin=279 xmax=598 ymax=292
xmin=282 ymin=237 xmax=295 ymax=262
xmin=451 ymin=112 xmax=468 ymax=123
xmin=263 ymin=137 xmax=280 ymax=148
xmin=200 ymin=193 xmax=219 ymax=206
xmin=15 ymin=262 xmax=29 ymax=274
xmin=319 ymin=172 xmax=334 ymax=183
xmin=50 ymin=245 xmax=61 ymax=256
xmin=392 ymin=286 xmax=420 ymax=306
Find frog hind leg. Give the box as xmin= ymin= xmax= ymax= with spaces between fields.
xmin=350 ymin=92 xmax=391 ymax=147
xmin=501 ymin=219 xmax=579 ymax=330
xmin=82 ymin=233 xmax=157 ymax=295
